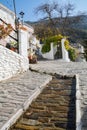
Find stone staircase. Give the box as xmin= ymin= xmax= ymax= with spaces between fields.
xmin=0 ymin=70 xmax=52 ymax=130
xmin=0 ymin=60 xmax=87 ymax=130
xmin=29 ymin=60 xmax=87 ymax=130
xmin=9 ymin=76 xmax=76 ymax=130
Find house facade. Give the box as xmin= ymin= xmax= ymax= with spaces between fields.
xmin=0 ymin=3 xmax=15 ymax=27
xmin=0 ymin=3 xmax=34 ymax=48
xmin=0 ymin=3 xmax=30 ymax=80
xmin=0 ymin=3 xmax=41 ymax=60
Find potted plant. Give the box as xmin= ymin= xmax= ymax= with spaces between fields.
xmin=10 ymin=41 xmax=18 ymax=52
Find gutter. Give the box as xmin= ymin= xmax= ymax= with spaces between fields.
xmin=76 ymin=74 xmax=82 ymax=130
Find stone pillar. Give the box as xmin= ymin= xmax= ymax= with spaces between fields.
xmin=18 ymin=29 xmax=28 ymax=58
xmin=61 ymin=38 xmax=70 ymax=62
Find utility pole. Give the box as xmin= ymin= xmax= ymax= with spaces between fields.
xmin=13 ymin=0 xmax=16 ymax=16
xmin=13 ymin=0 xmax=19 ymax=53
xmin=13 ymin=0 xmax=17 ymax=29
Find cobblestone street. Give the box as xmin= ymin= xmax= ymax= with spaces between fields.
xmin=0 ymin=70 xmax=52 ymax=130
xmin=9 ymin=76 xmax=76 ymax=130
xmin=30 ymin=60 xmax=87 ymax=130
xmin=0 ymin=60 xmax=87 ymax=130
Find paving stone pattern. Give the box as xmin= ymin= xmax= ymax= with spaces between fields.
xmin=0 ymin=60 xmax=87 ymax=130
xmin=9 ymin=76 xmax=76 ymax=130
xmin=0 ymin=70 xmax=51 ymax=129
xmin=30 ymin=60 xmax=87 ymax=130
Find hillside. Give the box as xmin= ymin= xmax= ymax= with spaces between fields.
xmin=25 ymin=15 xmax=87 ymax=43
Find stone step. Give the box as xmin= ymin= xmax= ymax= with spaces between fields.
xmin=9 ymin=76 xmax=76 ymax=130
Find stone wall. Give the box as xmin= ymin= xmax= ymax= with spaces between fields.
xmin=0 ymin=45 xmax=29 ymax=81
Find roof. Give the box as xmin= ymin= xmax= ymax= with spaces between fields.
xmin=0 ymin=3 xmax=15 ymax=16
xmin=24 ymin=22 xmax=34 ymax=31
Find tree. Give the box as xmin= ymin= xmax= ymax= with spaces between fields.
xmin=35 ymin=2 xmax=59 ymax=36
xmin=35 ymin=2 xmax=57 ymax=27
xmin=35 ymin=1 xmax=86 ymax=37
xmin=34 ymin=23 xmax=57 ymax=40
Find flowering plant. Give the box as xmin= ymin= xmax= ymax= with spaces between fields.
xmin=0 ymin=24 xmax=13 ymax=39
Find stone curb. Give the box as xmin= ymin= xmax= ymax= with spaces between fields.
xmin=0 ymin=76 xmax=52 ymax=130
xmin=76 ymin=74 xmax=82 ymax=130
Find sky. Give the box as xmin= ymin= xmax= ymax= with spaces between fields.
xmin=0 ymin=0 xmax=87 ymax=22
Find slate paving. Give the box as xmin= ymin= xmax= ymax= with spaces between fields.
xmin=9 ymin=76 xmax=76 ymax=130
xmin=0 ymin=70 xmax=52 ymax=130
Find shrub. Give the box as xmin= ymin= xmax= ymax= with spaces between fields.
xmin=41 ymin=34 xmax=70 ymax=53
xmin=64 ymin=40 xmax=70 ymax=50
xmin=41 ymin=42 xmax=51 ymax=53
xmin=68 ymin=47 xmax=77 ymax=61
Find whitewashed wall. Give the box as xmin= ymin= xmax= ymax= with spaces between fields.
xmin=41 ymin=40 xmax=70 ymax=61
xmin=19 ymin=29 xmax=28 ymax=58
xmin=0 ymin=3 xmax=16 ymax=43
xmin=61 ymin=39 xmax=70 ymax=62
xmin=0 ymin=3 xmax=34 ymax=47
xmin=0 ymin=45 xmax=29 ymax=81
xmin=0 ymin=3 xmax=15 ymax=27
xmin=42 ymin=43 xmax=54 ymax=60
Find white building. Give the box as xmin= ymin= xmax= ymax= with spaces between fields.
xmin=0 ymin=3 xmax=15 ymax=27
xmin=0 ymin=3 xmax=34 ymax=41
xmin=0 ymin=3 xmax=37 ymax=56
xmin=0 ymin=3 xmax=30 ymax=80
xmin=0 ymin=3 xmax=16 ymax=44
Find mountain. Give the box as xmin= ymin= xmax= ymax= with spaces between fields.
xmin=25 ymin=15 xmax=87 ymax=43
xmin=72 ymin=15 xmax=87 ymax=31
xmin=26 ymin=15 xmax=87 ymax=29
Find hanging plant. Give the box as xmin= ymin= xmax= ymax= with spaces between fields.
xmin=0 ymin=24 xmax=13 ymax=39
